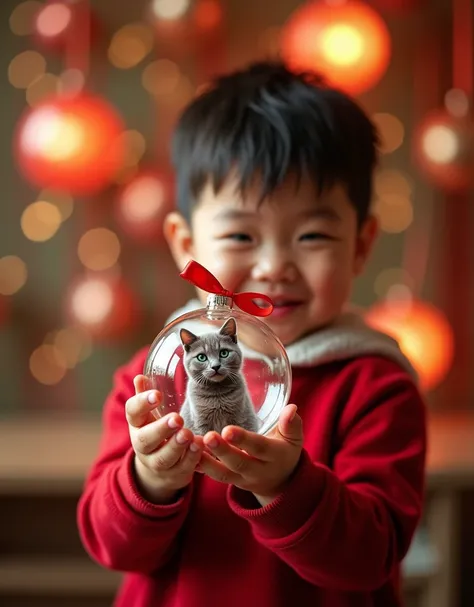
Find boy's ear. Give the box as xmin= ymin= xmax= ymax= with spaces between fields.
xmin=164 ymin=212 xmax=194 ymax=271
xmin=353 ymin=214 xmax=379 ymax=276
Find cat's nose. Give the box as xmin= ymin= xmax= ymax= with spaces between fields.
xmin=211 ymin=364 xmax=221 ymax=372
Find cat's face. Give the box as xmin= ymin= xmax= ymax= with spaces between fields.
xmin=180 ymin=318 xmax=242 ymax=384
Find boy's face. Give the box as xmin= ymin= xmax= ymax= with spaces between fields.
xmin=165 ymin=174 xmax=377 ymax=346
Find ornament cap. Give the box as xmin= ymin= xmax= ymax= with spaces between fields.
xmin=206 ymin=293 xmax=233 ymax=310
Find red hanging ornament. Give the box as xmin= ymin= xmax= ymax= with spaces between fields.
xmin=115 ymin=169 xmax=175 ymax=243
xmin=32 ymin=0 xmax=100 ymax=54
xmin=366 ymin=299 xmax=454 ymax=392
xmin=66 ymin=274 xmax=140 ymax=342
xmin=14 ymin=93 xmax=125 ymax=196
xmin=412 ymin=108 xmax=474 ymax=192
xmin=280 ymin=0 xmax=391 ymax=95
xmin=180 ymin=260 xmax=274 ymax=317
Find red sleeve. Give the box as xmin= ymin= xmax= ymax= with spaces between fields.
xmin=77 ymin=348 xmax=193 ymax=574
xmin=227 ymin=358 xmax=427 ymax=592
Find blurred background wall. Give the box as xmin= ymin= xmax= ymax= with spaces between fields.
xmin=0 ymin=1 xmax=474 ymax=606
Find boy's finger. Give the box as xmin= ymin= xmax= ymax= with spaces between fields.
xmin=131 ymin=414 xmax=184 ymax=454
xmin=126 ymin=390 xmax=162 ymax=428
xmin=178 ymin=440 xmax=203 ymax=473
xmin=133 ymin=375 xmax=148 ymax=395
xmin=198 ymin=452 xmax=240 ymax=485
xmin=148 ymin=428 xmax=195 ymax=470
xmin=203 ymin=432 xmax=259 ymax=475
xmin=221 ymin=426 xmax=273 ymax=461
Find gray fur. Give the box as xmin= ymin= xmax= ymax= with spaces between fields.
xmin=179 ymin=318 xmax=259 ymax=435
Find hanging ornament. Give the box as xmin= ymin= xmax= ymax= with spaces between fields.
xmin=412 ymin=100 xmax=474 ymax=193
xmin=32 ymin=0 xmax=99 ymax=54
xmin=144 ymin=261 xmax=292 ymax=436
xmin=193 ymin=0 xmax=223 ymax=31
xmin=280 ymin=0 xmax=391 ymax=95
xmin=66 ymin=273 xmax=139 ymax=341
xmin=14 ymin=92 xmax=125 ymax=195
xmin=366 ymin=299 xmax=454 ymax=392
xmin=115 ymin=169 xmax=175 ymax=243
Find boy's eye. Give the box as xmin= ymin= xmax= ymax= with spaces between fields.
xmin=196 ymin=353 xmax=208 ymax=362
xmin=220 ymin=349 xmax=230 ymax=358
xmin=299 ymin=232 xmax=333 ymax=241
xmin=224 ymin=233 xmax=252 ymax=242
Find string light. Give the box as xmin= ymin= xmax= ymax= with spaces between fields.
xmin=77 ymin=228 xmax=121 ymax=271
xmin=142 ymin=59 xmax=181 ymax=96
xmin=374 ymin=169 xmax=412 ymax=197
xmin=38 ymin=189 xmax=74 ymax=222
xmin=9 ymin=1 xmax=42 ymax=36
xmin=374 ymin=193 xmax=413 ymax=234
xmin=21 ymin=201 xmax=62 ymax=242
xmin=0 ymin=256 xmax=28 ymax=296
xmin=8 ymin=51 xmax=46 ymax=89
xmin=29 ymin=344 xmax=67 ymax=385
xmin=108 ymin=23 xmax=154 ymax=69
xmin=53 ymin=326 xmax=93 ymax=368
xmin=372 ymin=113 xmax=405 ymax=154
xmin=26 ymin=73 xmax=61 ymax=107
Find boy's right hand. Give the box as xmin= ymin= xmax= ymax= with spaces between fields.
xmin=126 ymin=375 xmax=203 ymax=505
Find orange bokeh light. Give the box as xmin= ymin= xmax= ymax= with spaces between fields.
xmin=366 ymin=299 xmax=454 ymax=392
xmin=14 ymin=93 xmax=125 ymax=195
xmin=281 ymin=0 xmax=391 ymax=95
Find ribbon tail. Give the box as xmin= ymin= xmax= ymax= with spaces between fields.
xmin=234 ymin=292 xmax=274 ymax=317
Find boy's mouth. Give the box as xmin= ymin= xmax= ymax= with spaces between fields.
xmin=268 ymin=299 xmax=304 ymax=319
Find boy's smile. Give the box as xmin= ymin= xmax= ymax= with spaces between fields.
xmin=165 ymin=173 xmax=377 ymax=346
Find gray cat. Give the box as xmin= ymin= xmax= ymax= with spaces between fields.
xmin=179 ymin=318 xmax=260 ymax=435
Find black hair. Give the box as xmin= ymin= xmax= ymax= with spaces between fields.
xmin=171 ymin=61 xmax=379 ymax=226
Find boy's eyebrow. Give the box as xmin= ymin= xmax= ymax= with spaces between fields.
xmin=213 ymin=209 xmax=256 ymax=221
xmin=213 ymin=206 xmax=342 ymax=222
xmin=299 ymin=207 xmax=342 ymax=222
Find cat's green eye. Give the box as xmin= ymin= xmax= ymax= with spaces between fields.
xmin=196 ymin=353 xmax=208 ymax=362
xmin=220 ymin=349 xmax=230 ymax=358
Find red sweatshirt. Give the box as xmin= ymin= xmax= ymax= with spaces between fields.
xmin=78 ymin=317 xmax=426 ymax=607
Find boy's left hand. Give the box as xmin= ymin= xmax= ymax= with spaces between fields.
xmin=200 ymin=405 xmax=303 ymax=506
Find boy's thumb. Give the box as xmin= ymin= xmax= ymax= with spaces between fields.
xmin=278 ymin=405 xmax=303 ymax=444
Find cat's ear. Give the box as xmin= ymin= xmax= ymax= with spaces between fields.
xmin=220 ymin=318 xmax=237 ymax=343
xmin=180 ymin=328 xmax=198 ymax=351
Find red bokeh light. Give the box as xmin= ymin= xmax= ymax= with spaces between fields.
xmin=33 ymin=1 xmax=99 ymax=53
xmin=66 ymin=274 xmax=139 ymax=342
xmin=14 ymin=93 xmax=125 ymax=196
xmin=281 ymin=0 xmax=391 ymax=95
xmin=412 ymin=108 xmax=474 ymax=192
xmin=193 ymin=0 xmax=223 ymax=30
xmin=366 ymin=299 xmax=454 ymax=392
xmin=115 ymin=169 xmax=175 ymax=243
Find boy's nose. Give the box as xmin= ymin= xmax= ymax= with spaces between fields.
xmin=251 ymin=251 xmax=298 ymax=283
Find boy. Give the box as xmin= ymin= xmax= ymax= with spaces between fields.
xmin=78 ymin=62 xmax=426 ymax=607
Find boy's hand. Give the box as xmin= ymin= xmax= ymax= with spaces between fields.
xmin=126 ymin=375 xmax=203 ymax=505
xmin=199 ymin=405 xmax=303 ymax=506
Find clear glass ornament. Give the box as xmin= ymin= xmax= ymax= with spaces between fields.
xmin=143 ymin=262 xmax=292 ymax=436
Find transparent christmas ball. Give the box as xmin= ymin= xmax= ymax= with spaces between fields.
xmin=144 ymin=295 xmax=292 ymax=435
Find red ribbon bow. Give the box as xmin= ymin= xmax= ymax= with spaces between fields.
xmin=180 ymin=260 xmax=274 ymax=318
